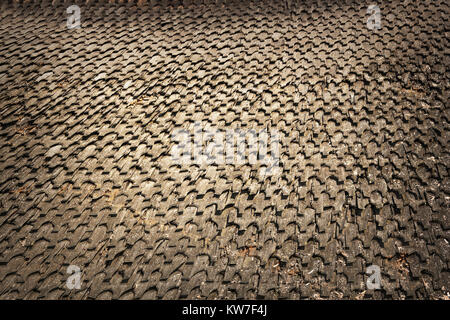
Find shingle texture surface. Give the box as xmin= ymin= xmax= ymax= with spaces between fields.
xmin=0 ymin=0 xmax=449 ymax=299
